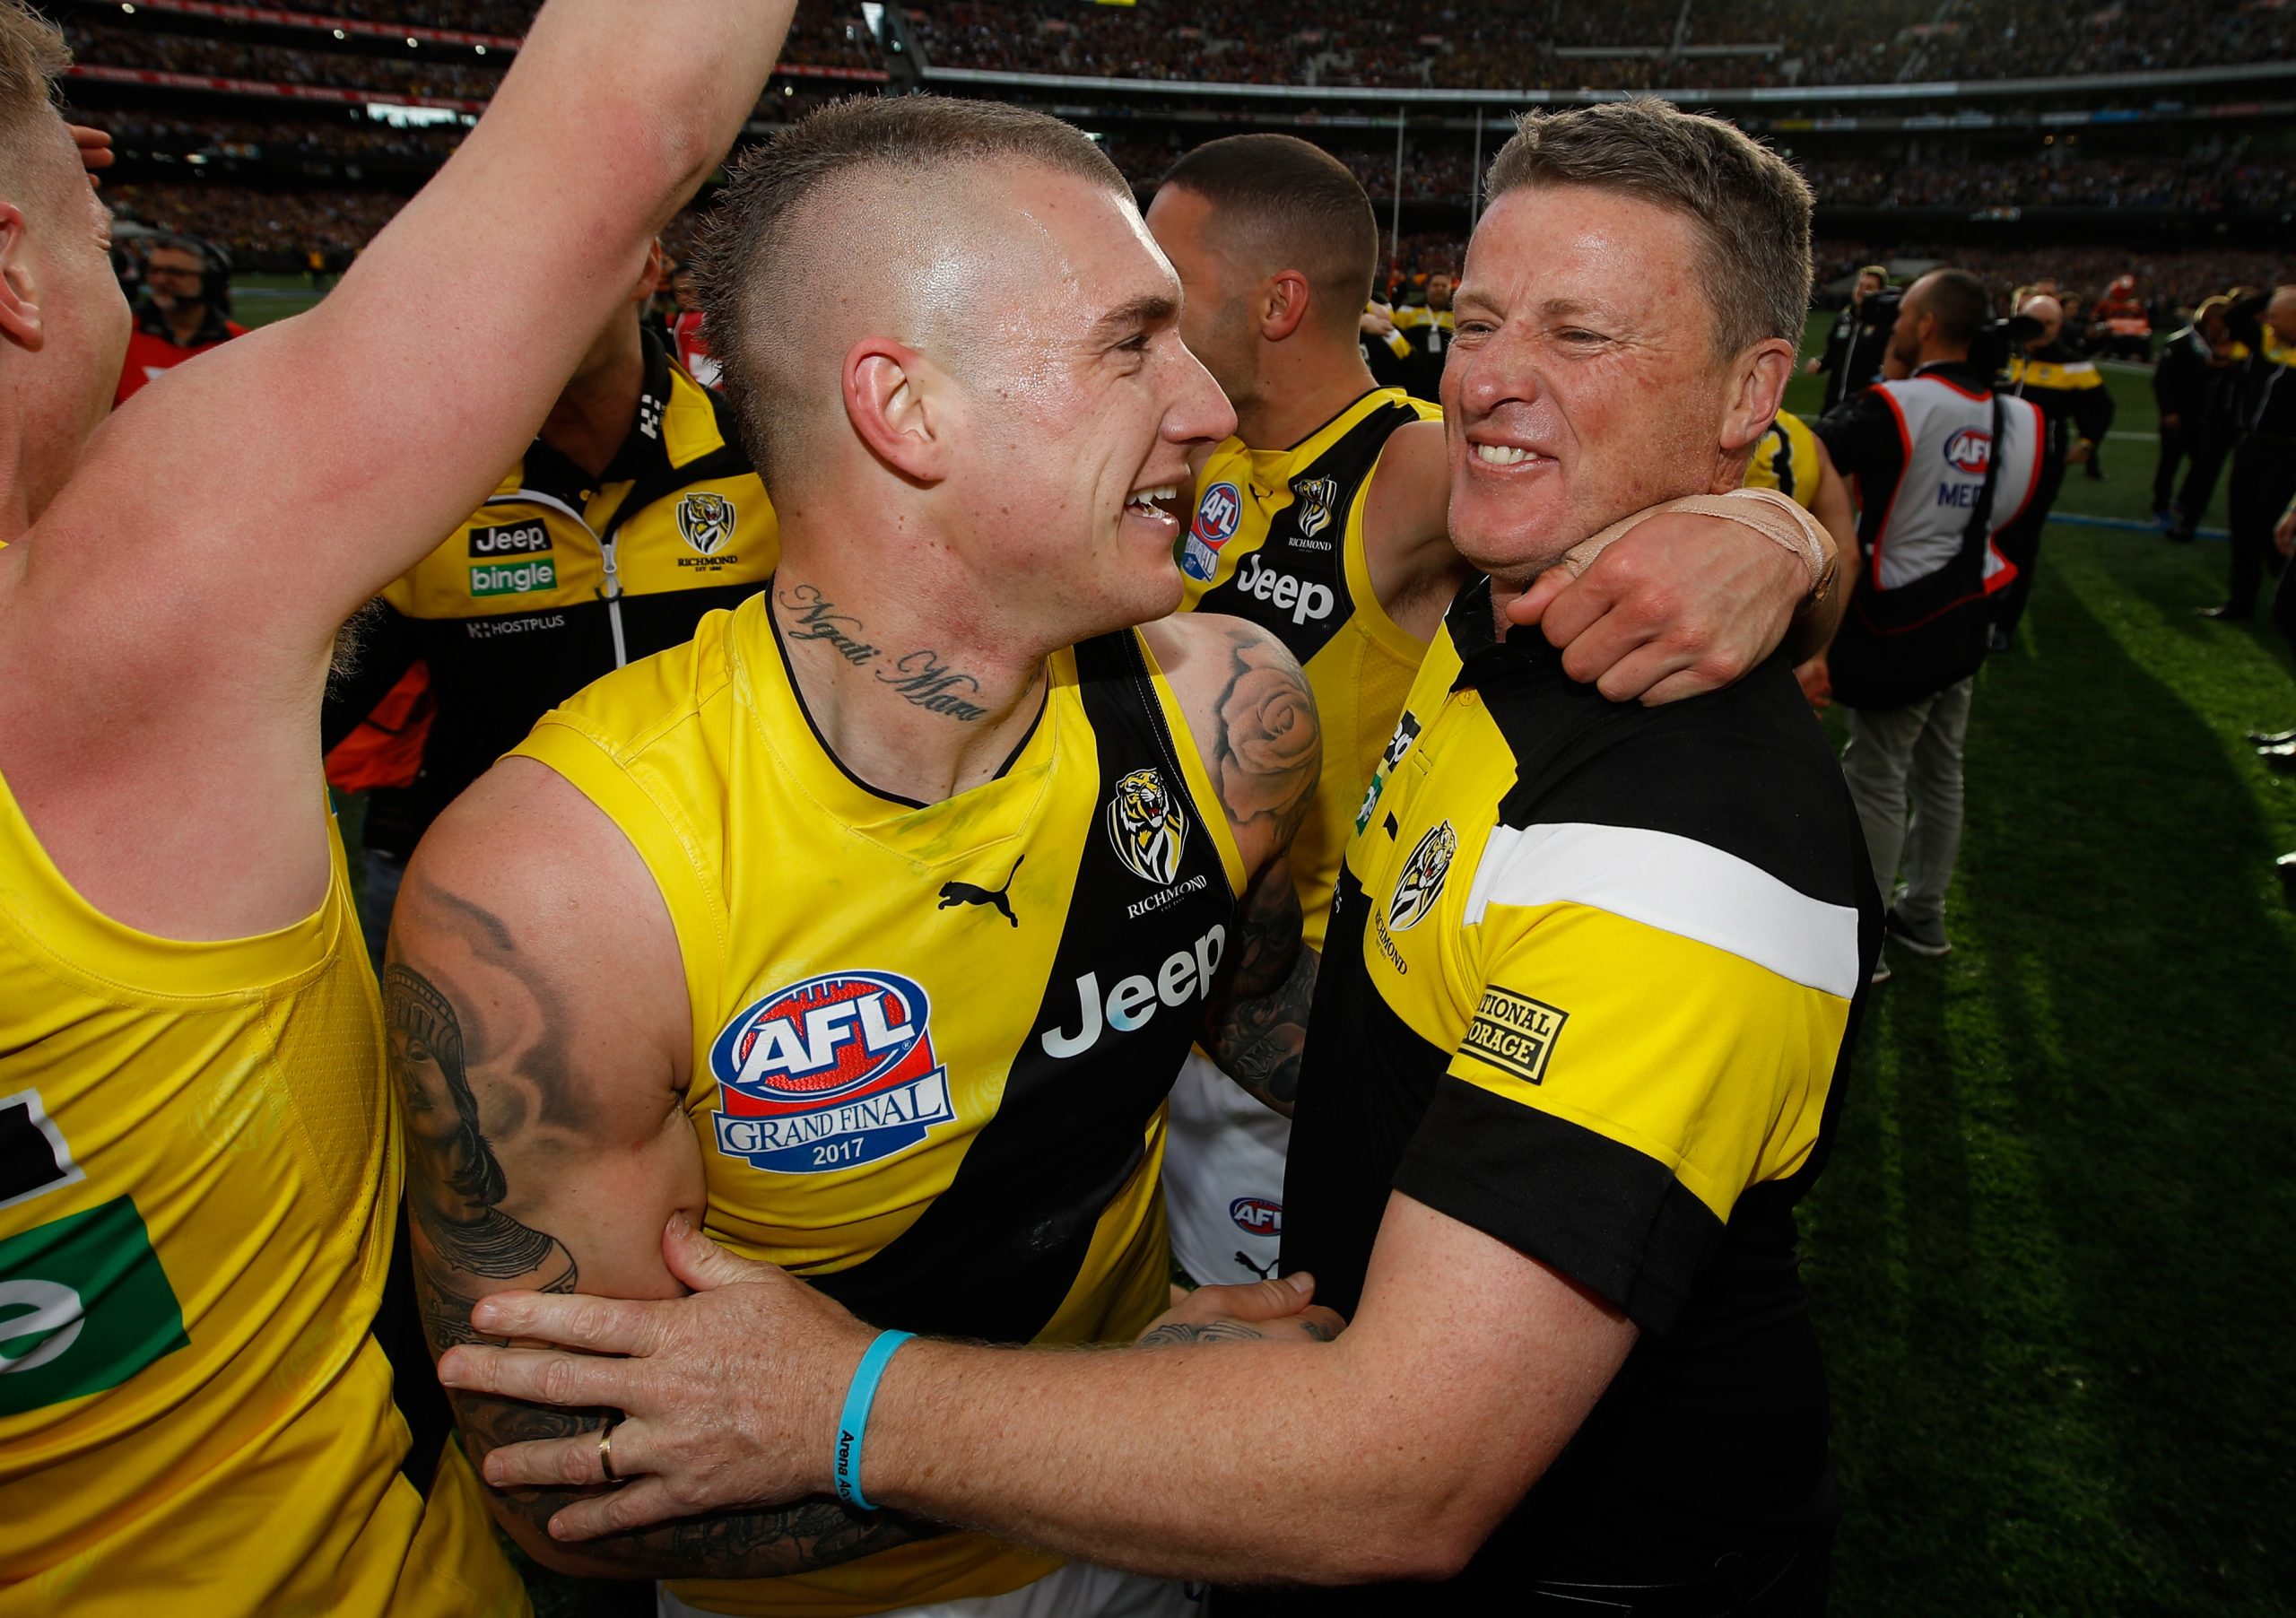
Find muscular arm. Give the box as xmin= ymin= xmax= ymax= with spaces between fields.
xmin=391 ymin=758 xmax=935 ymax=1580
xmin=0 ymin=0 xmax=796 ymax=942
xmin=1144 ymin=615 xmax=1322 ymax=1116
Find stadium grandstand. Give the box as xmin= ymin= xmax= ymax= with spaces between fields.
xmin=53 ymin=0 xmax=2296 ymax=317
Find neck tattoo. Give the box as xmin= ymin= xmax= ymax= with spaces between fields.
xmin=776 ymin=582 xmax=992 ymax=723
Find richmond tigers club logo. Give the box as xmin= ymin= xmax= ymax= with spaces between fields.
xmin=676 ymin=491 xmax=736 ymax=556
xmin=1291 ymin=474 xmax=1339 ymax=540
xmin=1107 ymin=767 xmax=1187 ymax=886
xmin=1387 ymin=821 xmax=1457 ymax=932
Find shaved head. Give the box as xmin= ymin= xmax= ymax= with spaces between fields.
xmin=1155 ymin=135 xmax=1378 ymax=340
xmin=2021 ymin=292 xmax=2064 ymax=345
xmin=696 ymin=94 xmax=1128 ymax=492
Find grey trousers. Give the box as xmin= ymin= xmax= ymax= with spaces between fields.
xmin=1840 ymin=676 xmax=1975 ymax=929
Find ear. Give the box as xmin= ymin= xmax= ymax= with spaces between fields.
xmin=1259 ymin=269 xmax=1313 ymax=343
xmin=632 ymin=239 xmax=666 ymax=303
xmin=0 ymin=203 xmax=45 ymax=354
xmin=844 ymin=338 xmax=951 ymax=485
xmin=1718 ymin=337 xmax=1795 ymax=456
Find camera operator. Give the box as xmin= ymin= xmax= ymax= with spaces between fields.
xmin=114 ymin=232 xmax=245 ymax=405
xmin=1814 ymin=268 xmax=2045 ymax=979
xmin=1805 ymin=262 xmax=1891 ymax=413
xmin=1995 ymin=292 xmax=2113 ymax=648
xmin=2152 ymin=295 xmax=2242 ymax=544
xmin=2203 ymin=286 xmax=2296 ymax=623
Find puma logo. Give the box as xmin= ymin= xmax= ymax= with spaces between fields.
xmin=937 ymin=857 xmax=1022 ymax=927
xmin=1234 ymin=1250 xmax=1277 ymax=1280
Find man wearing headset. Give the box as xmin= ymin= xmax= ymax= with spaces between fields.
xmin=114 ymin=232 xmax=244 ymax=404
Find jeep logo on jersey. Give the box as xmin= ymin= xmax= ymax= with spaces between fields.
xmin=1290 ymin=474 xmax=1339 ymax=540
xmin=466 ymin=520 xmax=551 ymax=558
xmin=1230 ymin=1196 xmax=1283 ymax=1236
xmin=1107 ymin=767 xmax=1187 ymax=886
xmin=1180 ymin=480 xmax=1243 ymax=582
xmin=1387 ymin=821 xmax=1457 ymax=932
xmin=1942 ymin=427 xmax=1992 ymax=476
xmin=709 ymin=971 xmax=954 ymax=1175
xmin=1040 ymin=924 xmax=1226 ymax=1059
xmin=676 ymin=491 xmax=736 ymax=556
xmin=1235 ymin=553 xmax=1336 ymax=627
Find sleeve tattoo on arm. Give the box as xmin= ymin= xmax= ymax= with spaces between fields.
xmin=1208 ymin=626 xmax=1321 ymax=850
xmin=1202 ymin=869 xmax=1316 ymax=1117
xmin=385 ymin=881 xmax=937 ymax=1579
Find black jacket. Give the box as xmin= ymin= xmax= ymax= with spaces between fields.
xmin=1813 ymin=302 xmax=1891 ymax=413
xmin=2007 ymin=341 xmax=2116 ymax=461
xmin=2226 ymin=295 xmax=2296 ymax=440
xmin=2152 ymin=326 xmax=2243 ymax=438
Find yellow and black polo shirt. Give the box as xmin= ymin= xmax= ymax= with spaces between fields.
xmin=1283 ymin=578 xmax=1879 ymax=1595
xmin=324 ymin=333 xmax=777 ymax=835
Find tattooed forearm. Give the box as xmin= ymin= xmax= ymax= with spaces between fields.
xmin=1201 ymin=861 xmax=1316 ymax=1116
xmin=1208 ymin=627 xmax=1321 ymax=848
xmin=1141 ymin=1317 xmax=1335 ymax=1346
xmin=448 ymin=1387 xmax=940 ymax=1578
xmin=774 ymin=582 xmax=993 ymax=721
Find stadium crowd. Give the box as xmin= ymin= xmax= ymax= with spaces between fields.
xmin=900 ymin=0 xmax=2293 ymax=85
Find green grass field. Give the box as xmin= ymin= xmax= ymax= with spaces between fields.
xmin=310 ymin=291 xmax=2292 ymax=1614
xmin=1783 ymin=325 xmax=2296 ymax=1615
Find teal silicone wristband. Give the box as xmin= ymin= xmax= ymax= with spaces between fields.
xmin=833 ymin=1329 xmax=914 ymax=1510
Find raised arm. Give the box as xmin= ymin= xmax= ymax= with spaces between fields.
xmin=1144 ymin=614 xmax=1322 ymax=1117
xmin=0 ymin=0 xmax=795 ymax=940
xmin=391 ymin=756 xmax=936 ymax=1579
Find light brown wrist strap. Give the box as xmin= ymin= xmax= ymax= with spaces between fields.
xmin=1561 ymin=487 xmax=1837 ymax=605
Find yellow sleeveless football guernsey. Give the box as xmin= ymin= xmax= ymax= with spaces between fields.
xmin=1742 ymin=410 xmax=1822 ymax=509
xmin=0 ymin=775 xmax=526 ymax=1616
xmin=1177 ymin=387 xmax=1439 ymax=950
xmin=512 ymin=589 xmax=1244 ymax=1617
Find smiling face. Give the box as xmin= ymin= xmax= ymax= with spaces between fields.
xmin=933 ymin=165 xmax=1235 ymax=635
xmin=1440 ymin=183 xmax=1744 ymax=581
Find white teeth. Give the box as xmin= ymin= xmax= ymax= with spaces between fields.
xmin=1126 ymin=485 xmax=1178 ymax=514
xmin=1475 ymin=444 xmax=1535 ymax=466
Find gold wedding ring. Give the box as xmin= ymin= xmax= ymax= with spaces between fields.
xmin=597 ymin=1419 xmax=620 ymax=1484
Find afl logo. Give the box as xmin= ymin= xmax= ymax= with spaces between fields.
xmin=1941 ymin=428 xmax=1992 ymax=476
xmin=1231 ymin=1196 xmax=1283 ymax=1237
xmin=1387 ymin=821 xmax=1457 ymax=933
xmin=1180 ymin=481 xmax=1245 ymax=583
xmin=676 ymin=491 xmax=736 ymax=556
xmin=708 ymin=971 xmax=955 ymax=1175
xmin=1107 ymin=766 xmax=1188 ymax=886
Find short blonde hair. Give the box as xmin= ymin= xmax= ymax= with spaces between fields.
xmin=1 ymin=3 xmax=67 ymax=179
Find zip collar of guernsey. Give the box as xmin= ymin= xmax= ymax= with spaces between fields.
xmin=1445 ymin=573 xmax=1566 ymax=692
xmin=1240 ymin=387 xmax=1417 ymax=499
xmin=501 ymin=330 xmax=751 ymax=530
